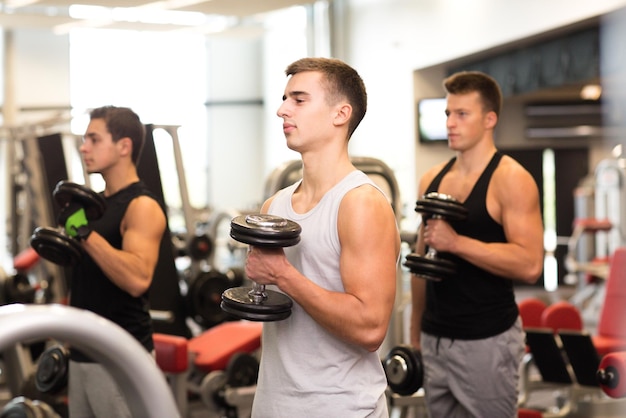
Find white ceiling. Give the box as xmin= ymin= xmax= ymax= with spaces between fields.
xmin=0 ymin=0 xmax=315 ymax=32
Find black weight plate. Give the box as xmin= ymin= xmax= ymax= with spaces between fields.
xmin=4 ymin=273 xmax=37 ymax=304
xmin=384 ymin=345 xmax=423 ymax=396
xmin=188 ymin=234 xmax=214 ymax=260
xmin=53 ymin=181 xmax=106 ymax=220
xmin=225 ymin=353 xmax=259 ymax=388
xmin=404 ymin=254 xmax=456 ymax=280
xmin=230 ymin=229 xmax=301 ymax=248
xmin=231 ymin=214 xmax=301 ymax=240
xmin=35 ymin=345 xmax=69 ymax=394
xmin=415 ymin=200 xmax=468 ymax=221
xmin=30 ymin=227 xmax=82 ymax=266
xmin=416 ymin=192 xmax=468 ymax=220
xmin=422 ymin=191 xmax=460 ymax=203
xmin=187 ymin=271 xmax=231 ymax=328
xmin=221 ymin=287 xmax=292 ymax=322
xmin=225 ymin=267 xmax=245 ymax=287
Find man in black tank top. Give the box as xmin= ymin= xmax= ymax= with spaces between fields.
xmin=67 ymin=106 xmax=167 ymax=417
xmin=409 ymin=72 xmax=544 ymax=418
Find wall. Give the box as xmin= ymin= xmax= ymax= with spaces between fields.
xmin=3 ymin=0 xmax=626 ymax=269
xmin=6 ymin=29 xmax=70 ymax=123
xmin=338 ymin=0 xmax=626 ymax=229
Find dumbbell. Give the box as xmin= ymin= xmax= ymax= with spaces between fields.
xmin=1 ymin=396 xmax=61 ymax=418
xmin=383 ymin=345 xmax=424 ymax=396
xmin=220 ymin=214 xmax=301 ymax=322
xmin=403 ymin=192 xmax=468 ymax=281
xmin=35 ymin=345 xmax=69 ymax=395
xmin=30 ymin=180 xmax=106 ymax=266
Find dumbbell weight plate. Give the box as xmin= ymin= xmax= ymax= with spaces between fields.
xmin=383 ymin=345 xmax=424 ymax=396
xmin=225 ymin=352 xmax=259 ymax=388
xmin=221 ymin=287 xmax=292 ymax=322
xmin=229 ymin=230 xmax=301 ymax=247
xmin=403 ymin=254 xmax=457 ymax=281
xmin=187 ymin=270 xmax=232 ymax=328
xmin=53 ymin=181 xmax=106 ymax=221
xmin=188 ymin=233 xmax=214 ymax=261
xmin=230 ymin=214 xmax=301 ymax=247
xmin=415 ymin=192 xmax=468 ymax=221
xmin=35 ymin=345 xmax=69 ymax=394
xmin=30 ymin=227 xmax=82 ymax=267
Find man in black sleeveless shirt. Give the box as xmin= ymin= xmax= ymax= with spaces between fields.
xmin=68 ymin=106 xmax=167 ymax=417
xmin=410 ymin=72 xmax=544 ymax=417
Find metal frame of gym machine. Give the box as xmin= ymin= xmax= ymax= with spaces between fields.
xmin=1 ymin=114 xmax=86 ymax=399
xmin=568 ymin=155 xmax=626 ymax=329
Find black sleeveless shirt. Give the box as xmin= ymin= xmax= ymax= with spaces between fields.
xmin=70 ymin=181 xmax=160 ymax=361
xmin=421 ymin=152 xmax=519 ymax=340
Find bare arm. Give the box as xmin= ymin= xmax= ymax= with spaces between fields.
xmin=247 ymin=185 xmax=400 ymax=352
xmin=425 ymin=158 xmax=544 ymax=284
xmin=81 ymin=196 xmax=166 ymax=297
xmin=409 ymin=170 xmax=438 ymax=350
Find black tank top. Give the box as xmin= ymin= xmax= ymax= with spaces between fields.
xmin=70 ymin=181 xmax=161 ymax=361
xmin=421 ymin=152 xmax=519 ymax=339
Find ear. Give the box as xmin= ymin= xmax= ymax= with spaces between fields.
xmin=117 ymin=137 xmax=133 ymax=158
xmin=333 ymin=103 xmax=352 ymax=128
xmin=484 ymin=111 xmax=497 ymax=129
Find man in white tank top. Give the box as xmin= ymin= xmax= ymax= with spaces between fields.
xmin=245 ymin=57 xmax=401 ymax=418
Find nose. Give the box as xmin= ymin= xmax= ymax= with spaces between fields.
xmin=276 ymin=102 xmax=288 ymax=118
xmin=79 ymin=140 xmax=90 ymax=154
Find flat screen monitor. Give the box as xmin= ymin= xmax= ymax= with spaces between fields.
xmin=417 ymin=98 xmax=448 ymax=143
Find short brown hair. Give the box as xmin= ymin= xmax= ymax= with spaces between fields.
xmin=285 ymin=57 xmax=367 ymax=139
xmin=443 ymin=71 xmax=502 ymax=118
xmin=89 ymin=106 xmax=145 ymax=164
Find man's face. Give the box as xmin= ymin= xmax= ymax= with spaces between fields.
xmin=445 ymin=91 xmax=492 ymax=151
xmin=276 ymin=71 xmax=340 ymax=153
xmin=80 ymin=118 xmax=120 ymax=174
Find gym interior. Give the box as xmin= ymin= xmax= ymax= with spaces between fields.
xmin=1 ymin=1 xmax=626 ymax=417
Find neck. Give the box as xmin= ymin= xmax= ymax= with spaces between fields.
xmin=102 ymin=167 xmax=140 ymax=196
xmin=455 ymin=141 xmax=497 ymax=175
xmin=298 ymin=148 xmax=354 ymax=201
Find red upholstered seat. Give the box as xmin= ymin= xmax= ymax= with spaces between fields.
xmin=540 ymin=301 xmax=583 ymax=333
xmin=518 ymin=408 xmax=543 ymax=418
xmin=518 ymin=298 xmax=548 ymax=353
xmin=188 ymin=321 xmax=263 ymax=372
xmin=518 ymin=298 xmax=547 ymax=328
xmin=593 ymin=247 xmax=626 ymax=356
xmin=153 ymin=333 xmax=189 ymax=373
xmin=13 ymin=247 xmax=40 ymax=271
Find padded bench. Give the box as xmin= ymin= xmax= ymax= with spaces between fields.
xmin=188 ymin=320 xmax=262 ymax=373
xmin=153 ymin=320 xmax=263 ymax=417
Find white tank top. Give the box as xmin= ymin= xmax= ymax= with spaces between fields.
xmin=251 ymin=170 xmax=389 ymax=418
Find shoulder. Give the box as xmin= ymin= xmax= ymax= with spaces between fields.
xmin=495 ymin=154 xmax=534 ymax=182
xmin=418 ymin=160 xmax=450 ymax=194
xmin=127 ymin=195 xmax=166 ymax=219
xmin=341 ymin=181 xmax=394 ymax=217
xmin=493 ymin=154 xmax=539 ymax=196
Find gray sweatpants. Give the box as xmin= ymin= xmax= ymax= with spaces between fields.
xmin=68 ymin=360 xmax=132 ymax=418
xmin=421 ymin=318 xmax=524 ymax=418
